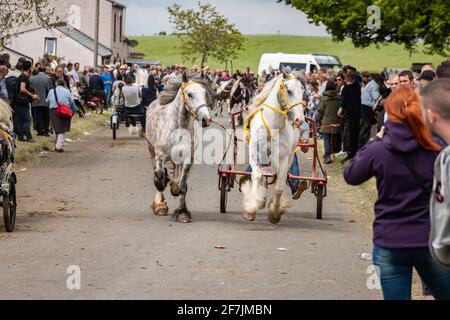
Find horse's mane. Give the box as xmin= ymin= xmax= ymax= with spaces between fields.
xmin=158 ymin=76 xmax=214 ymax=107
xmin=246 ymin=75 xmax=282 ymax=116
xmin=222 ymin=79 xmax=234 ymax=91
xmin=245 ymin=71 xmax=306 ymax=120
xmin=0 ymin=99 xmax=13 ymax=131
xmin=231 ymin=78 xmax=242 ymax=95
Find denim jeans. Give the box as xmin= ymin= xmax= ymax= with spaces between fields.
xmin=323 ymin=133 xmax=332 ymax=158
xmin=373 ymin=245 xmax=450 ymax=300
xmin=105 ymin=88 xmax=112 ymax=107
xmin=16 ymin=104 xmax=33 ymax=140
xmin=245 ymin=154 xmax=300 ymax=188
xmin=323 ymin=133 xmax=342 ymax=159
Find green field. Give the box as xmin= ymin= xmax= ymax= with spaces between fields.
xmin=132 ymin=35 xmax=446 ymax=73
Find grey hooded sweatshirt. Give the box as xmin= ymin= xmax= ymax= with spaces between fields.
xmin=430 ymin=145 xmax=450 ymax=268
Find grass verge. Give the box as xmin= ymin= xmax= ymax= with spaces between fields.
xmin=14 ymin=112 xmax=110 ymax=166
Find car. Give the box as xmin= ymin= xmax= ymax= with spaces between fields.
xmin=258 ymin=52 xmax=342 ymax=75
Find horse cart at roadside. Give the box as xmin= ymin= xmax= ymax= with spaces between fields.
xmin=0 ymin=126 xmax=17 ymax=232
xmin=110 ymin=105 xmax=146 ymax=140
xmin=218 ymin=111 xmax=328 ymax=219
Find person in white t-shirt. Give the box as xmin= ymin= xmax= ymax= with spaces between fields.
xmin=121 ymin=76 xmax=146 ymax=132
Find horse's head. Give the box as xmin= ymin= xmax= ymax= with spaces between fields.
xmin=280 ymin=66 xmax=306 ymax=128
xmin=181 ymin=72 xmax=212 ymax=128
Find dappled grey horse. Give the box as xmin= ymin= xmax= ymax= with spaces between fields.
xmin=145 ymin=73 xmax=212 ymax=223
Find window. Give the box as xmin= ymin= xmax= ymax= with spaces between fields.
xmin=45 ymin=38 xmax=57 ymax=55
xmin=119 ymin=15 xmax=123 ymax=41
xmin=113 ymin=14 xmax=117 ymax=42
xmin=280 ymin=62 xmax=307 ymax=71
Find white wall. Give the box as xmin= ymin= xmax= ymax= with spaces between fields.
xmin=8 ymin=29 xmax=103 ymax=67
xmin=6 ymin=0 xmax=128 ymax=66
xmin=54 ymin=0 xmax=114 ymax=48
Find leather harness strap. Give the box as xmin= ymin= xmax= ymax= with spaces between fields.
xmin=181 ymin=81 xmax=208 ymax=120
xmin=244 ymin=77 xmax=306 ymax=143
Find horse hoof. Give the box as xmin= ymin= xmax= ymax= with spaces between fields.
xmin=170 ymin=182 xmax=181 ymax=197
xmin=174 ymin=210 xmax=192 ymax=223
xmin=268 ymin=214 xmax=282 ymax=224
xmin=242 ymin=211 xmax=256 ymax=222
xmin=267 ymin=199 xmax=284 ymax=224
xmin=151 ymin=201 xmax=169 ymax=216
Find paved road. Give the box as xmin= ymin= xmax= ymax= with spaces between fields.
xmin=0 ymin=120 xmax=380 ymax=299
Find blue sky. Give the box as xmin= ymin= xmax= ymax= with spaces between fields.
xmin=119 ymin=0 xmax=329 ymax=36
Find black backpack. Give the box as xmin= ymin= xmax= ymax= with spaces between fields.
xmin=4 ymin=76 xmax=18 ymax=102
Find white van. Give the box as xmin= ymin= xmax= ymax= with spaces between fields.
xmin=257 ymin=53 xmax=342 ymax=75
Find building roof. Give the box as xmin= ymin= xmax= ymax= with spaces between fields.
xmin=56 ymin=25 xmax=112 ymax=57
xmin=129 ymin=49 xmax=144 ymax=54
xmin=127 ymin=59 xmax=161 ymax=67
xmin=2 ymin=47 xmax=34 ymax=64
xmin=107 ymin=0 xmax=126 ymax=9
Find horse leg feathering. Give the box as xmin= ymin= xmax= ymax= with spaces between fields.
xmin=151 ymin=191 xmax=169 ymax=216
xmin=242 ymin=141 xmax=267 ymax=221
xmin=173 ymin=163 xmax=192 ymax=223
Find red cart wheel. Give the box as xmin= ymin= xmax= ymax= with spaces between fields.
xmin=316 ymin=184 xmax=324 ymax=220
xmin=220 ymin=176 xmax=228 ymax=214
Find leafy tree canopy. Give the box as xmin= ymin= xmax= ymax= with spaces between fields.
xmin=280 ymin=0 xmax=450 ymax=56
xmin=168 ymin=2 xmax=245 ymax=68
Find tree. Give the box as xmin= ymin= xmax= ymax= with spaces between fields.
xmin=168 ymin=2 xmax=245 ymax=68
xmin=0 ymin=0 xmax=61 ymax=48
xmin=279 ymin=0 xmax=450 ymax=56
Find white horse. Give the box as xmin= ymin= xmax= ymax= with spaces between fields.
xmin=146 ymin=72 xmax=212 ymax=223
xmin=241 ymin=67 xmax=306 ymax=224
xmin=0 ymin=99 xmax=13 ymax=131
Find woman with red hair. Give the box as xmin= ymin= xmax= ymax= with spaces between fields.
xmin=344 ymin=85 xmax=450 ymax=300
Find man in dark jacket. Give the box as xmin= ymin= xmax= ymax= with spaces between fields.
xmin=52 ymin=65 xmax=70 ymax=89
xmin=88 ymin=68 xmax=105 ymax=100
xmin=30 ymin=66 xmax=53 ymax=136
xmin=16 ymin=61 xmax=39 ymax=142
xmin=340 ymin=69 xmax=361 ymax=162
xmin=317 ymin=80 xmax=342 ymax=164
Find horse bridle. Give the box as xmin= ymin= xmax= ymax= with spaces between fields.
xmin=244 ymin=76 xmax=306 ymax=143
xmin=273 ymin=76 xmax=306 ymax=114
xmin=181 ymin=81 xmax=209 ymax=120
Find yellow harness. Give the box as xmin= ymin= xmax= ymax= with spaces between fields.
xmin=243 ymin=77 xmax=305 ymax=143
xmin=0 ymin=129 xmax=11 ymax=141
xmin=180 ymin=81 xmax=208 ymax=120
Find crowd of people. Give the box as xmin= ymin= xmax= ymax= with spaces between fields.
xmin=314 ymin=60 xmax=450 ymax=300
xmin=1 ymin=50 xmax=450 ymax=300
xmin=252 ymin=59 xmax=450 ymax=300
xmin=0 ymin=54 xmax=164 ymax=150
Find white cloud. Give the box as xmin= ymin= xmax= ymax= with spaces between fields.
xmin=121 ymin=0 xmax=329 ymax=36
